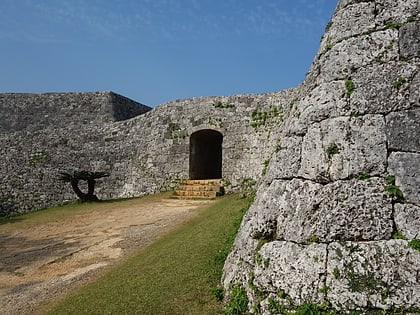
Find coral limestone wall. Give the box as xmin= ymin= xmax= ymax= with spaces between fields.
xmin=0 ymin=89 xmax=299 ymax=214
xmin=223 ymin=0 xmax=419 ymax=312
xmin=0 ymin=92 xmax=152 ymax=214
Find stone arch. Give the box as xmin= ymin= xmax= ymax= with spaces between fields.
xmin=189 ymin=129 xmax=223 ymax=180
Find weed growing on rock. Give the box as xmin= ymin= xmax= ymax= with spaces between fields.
xmin=255 ymin=252 xmax=263 ymax=265
xmin=28 ymin=152 xmax=48 ymax=167
xmin=292 ymin=303 xmax=339 ymax=315
xmin=385 ymin=21 xmax=403 ymax=29
xmin=392 ymin=76 xmax=407 ymax=89
xmin=256 ymin=237 xmax=268 ymax=251
xmin=385 ymin=176 xmax=404 ymax=202
xmin=221 ymin=178 xmax=232 ymax=188
xmin=309 ymin=235 xmax=321 ymax=243
xmin=226 ymin=284 xmax=248 ymax=315
xmin=345 ymin=78 xmax=355 ymax=96
xmin=289 ymin=98 xmax=298 ymax=108
xmin=356 ymin=172 xmax=370 ymax=180
xmin=248 ymin=273 xmax=267 ymax=298
xmin=261 ymin=159 xmax=270 ymax=176
xmin=327 ymin=143 xmax=340 ymax=157
xmin=325 ymin=21 xmax=333 ymax=32
xmin=384 ymin=17 xmax=417 ymax=31
xmin=408 ymin=239 xmax=420 ymax=252
xmin=333 ymin=267 xmax=341 ymax=279
xmin=324 ymin=43 xmax=334 ymax=52
xmin=391 ymin=232 xmax=406 ymax=240
xmin=207 ymin=117 xmax=223 ymax=128
xmin=319 ymin=285 xmax=331 ymax=295
xmin=167 ymin=123 xmax=187 ymax=139
xmin=250 ymin=106 xmax=282 ymax=129
xmin=347 ymin=271 xmax=387 ymax=295
xmin=267 ymin=297 xmax=285 ymax=314
xmin=239 ymin=177 xmax=256 ymax=199
xmin=213 ymin=101 xmax=235 ymax=109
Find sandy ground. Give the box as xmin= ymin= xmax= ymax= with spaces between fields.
xmin=0 ymin=196 xmax=215 ymax=315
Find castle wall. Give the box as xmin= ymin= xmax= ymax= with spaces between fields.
xmin=0 ymin=92 xmax=151 ymax=133
xmin=0 ymin=91 xmax=152 ymax=214
xmin=0 ymin=89 xmax=299 ymax=215
xmin=223 ymin=0 xmax=420 ymax=312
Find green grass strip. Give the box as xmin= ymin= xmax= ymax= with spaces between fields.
xmin=44 ymin=193 xmax=248 ymax=315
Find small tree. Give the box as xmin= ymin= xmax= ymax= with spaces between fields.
xmin=58 ymin=170 xmax=109 ymax=202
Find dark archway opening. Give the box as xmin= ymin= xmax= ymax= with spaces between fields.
xmin=189 ymin=129 xmax=223 ymax=180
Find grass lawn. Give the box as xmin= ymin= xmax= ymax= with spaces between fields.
xmin=41 ymin=193 xmax=249 ymax=315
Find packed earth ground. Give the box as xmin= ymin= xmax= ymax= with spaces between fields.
xmin=0 ymin=193 xmax=216 ymax=315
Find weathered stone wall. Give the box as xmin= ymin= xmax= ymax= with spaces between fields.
xmin=223 ymin=0 xmax=420 ymax=312
xmin=0 ymin=92 xmax=151 ymax=133
xmin=112 ymin=90 xmax=300 ymax=198
xmin=0 ymin=92 xmax=153 ymax=214
xmin=0 ymin=89 xmax=299 ymax=214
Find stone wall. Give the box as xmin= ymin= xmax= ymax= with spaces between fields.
xmin=0 ymin=91 xmax=153 ymax=214
xmin=222 ymin=0 xmax=420 ymax=312
xmin=0 ymin=89 xmax=300 ymax=214
xmin=0 ymin=91 xmax=151 ymax=133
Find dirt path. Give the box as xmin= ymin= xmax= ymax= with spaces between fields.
xmin=0 ymin=196 xmax=215 ymax=315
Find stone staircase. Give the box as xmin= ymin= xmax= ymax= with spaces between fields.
xmin=173 ymin=179 xmax=224 ymax=199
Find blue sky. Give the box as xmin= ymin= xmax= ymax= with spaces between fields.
xmin=1 ymin=1 xmax=337 ymax=107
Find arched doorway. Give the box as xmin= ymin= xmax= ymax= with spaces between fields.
xmin=189 ymin=129 xmax=223 ymax=180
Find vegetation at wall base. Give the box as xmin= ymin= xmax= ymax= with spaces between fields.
xmin=44 ymin=193 xmax=248 ymax=315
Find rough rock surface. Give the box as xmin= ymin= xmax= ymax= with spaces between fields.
xmin=223 ymin=0 xmax=420 ymax=313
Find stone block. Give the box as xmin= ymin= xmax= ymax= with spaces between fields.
xmin=327 ymin=240 xmax=420 ymax=310
xmin=388 ymin=152 xmax=420 ymax=204
xmin=409 ymin=71 xmax=420 ymax=106
xmin=400 ymin=22 xmax=420 ymax=59
xmin=299 ymin=116 xmax=387 ymax=181
xmin=251 ymin=178 xmax=393 ymax=244
xmin=254 ymin=241 xmax=328 ymax=305
xmin=325 ymin=1 xmax=376 ymax=44
xmin=264 ymin=136 xmax=302 ymax=181
xmin=351 ymin=62 xmax=418 ymax=114
xmin=386 ymin=110 xmax=420 ymax=152
xmin=317 ymin=30 xmax=398 ymax=83
xmin=394 ymin=203 xmax=420 ymax=240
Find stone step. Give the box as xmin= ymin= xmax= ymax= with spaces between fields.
xmin=179 ymin=179 xmax=222 ymax=186
xmin=173 ymin=178 xmax=223 ymax=199
xmin=177 ymin=184 xmax=221 ymax=192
